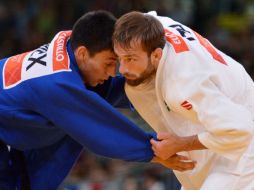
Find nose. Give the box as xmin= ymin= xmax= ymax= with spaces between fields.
xmin=106 ymin=64 xmax=116 ymax=78
xmin=108 ymin=67 xmax=116 ymax=77
xmin=118 ymin=62 xmax=128 ymax=75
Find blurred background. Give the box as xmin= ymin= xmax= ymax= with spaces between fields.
xmin=0 ymin=0 xmax=253 ymax=189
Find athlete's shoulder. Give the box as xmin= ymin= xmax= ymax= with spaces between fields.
xmin=2 ymin=31 xmax=75 ymax=90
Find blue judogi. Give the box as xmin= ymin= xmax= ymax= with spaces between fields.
xmin=0 ymin=39 xmax=154 ymax=190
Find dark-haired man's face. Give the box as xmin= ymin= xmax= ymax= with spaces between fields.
xmin=78 ymin=49 xmax=117 ymax=86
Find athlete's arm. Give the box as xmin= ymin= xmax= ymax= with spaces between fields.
xmin=151 ymin=132 xmax=207 ymax=160
xmin=32 ymin=74 xmax=153 ymax=162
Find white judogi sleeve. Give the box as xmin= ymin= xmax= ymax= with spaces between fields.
xmin=162 ymin=48 xmax=254 ymax=162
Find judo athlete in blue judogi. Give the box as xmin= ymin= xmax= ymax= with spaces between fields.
xmin=0 ymin=10 xmax=195 ymax=190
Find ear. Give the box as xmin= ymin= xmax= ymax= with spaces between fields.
xmin=74 ymin=46 xmax=89 ymax=66
xmin=151 ymin=48 xmax=163 ymax=68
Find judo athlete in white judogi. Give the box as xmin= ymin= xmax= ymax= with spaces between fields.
xmin=113 ymin=11 xmax=254 ymax=190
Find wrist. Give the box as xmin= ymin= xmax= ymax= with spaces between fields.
xmin=178 ymin=136 xmax=191 ymax=152
xmin=179 ymin=135 xmax=207 ymax=152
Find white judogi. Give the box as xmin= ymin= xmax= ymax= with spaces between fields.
xmin=126 ymin=12 xmax=254 ymax=190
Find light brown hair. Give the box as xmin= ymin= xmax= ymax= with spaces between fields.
xmin=113 ymin=11 xmax=166 ymax=55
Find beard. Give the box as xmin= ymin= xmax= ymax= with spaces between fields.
xmin=125 ymin=59 xmax=156 ymax=87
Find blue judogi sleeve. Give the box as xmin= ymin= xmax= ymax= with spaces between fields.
xmin=21 ymin=73 xmax=154 ymax=190
xmin=20 ymin=75 xmax=153 ymax=190
xmin=28 ymin=71 xmax=154 ymax=162
xmin=29 ymin=73 xmax=153 ymax=161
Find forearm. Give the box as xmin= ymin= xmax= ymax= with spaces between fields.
xmin=151 ymin=155 xmax=196 ymax=172
xmin=179 ymin=135 xmax=207 ymax=152
xmin=151 ymin=133 xmax=207 ymax=160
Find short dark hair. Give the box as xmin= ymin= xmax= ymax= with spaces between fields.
xmin=70 ymin=10 xmax=116 ymax=57
xmin=113 ymin=11 xmax=166 ymax=55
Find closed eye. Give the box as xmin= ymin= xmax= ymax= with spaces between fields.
xmin=105 ymin=62 xmax=116 ymax=67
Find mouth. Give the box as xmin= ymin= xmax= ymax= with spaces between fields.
xmin=123 ymin=74 xmax=137 ymax=80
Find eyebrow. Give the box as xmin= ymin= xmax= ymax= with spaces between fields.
xmin=107 ymin=57 xmax=117 ymax=61
xmin=123 ymin=54 xmax=139 ymax=58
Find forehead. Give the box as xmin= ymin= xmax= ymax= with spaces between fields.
xmin=114 ymin=41 xmax=145 ymax=56
xmin=93 ymin=50 xmax=117 ymax=60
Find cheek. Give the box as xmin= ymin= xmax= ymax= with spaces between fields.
xmin=92 ymin=65 xmax=106 ymax=80
xmin=85 ymin=62 xmax=99 ymax=80
xmin=88 ymin=60 xmax=100 ymax=73
xmin=135 ymin=62 xmax=148 ymax=74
